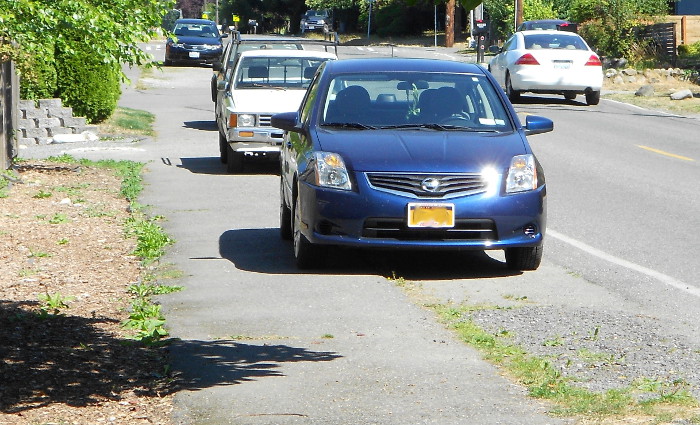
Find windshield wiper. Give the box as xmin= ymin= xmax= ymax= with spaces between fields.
xmin=379 ymin=123 xmax=469 ymax=131
xmin=322 ymin=122 xmax=377 ymax=130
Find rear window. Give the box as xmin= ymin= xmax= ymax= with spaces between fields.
xmin=524 ymin=34 xmax=587 ymax=50
xmin=235 ymin=57 xmax=332 ymax=89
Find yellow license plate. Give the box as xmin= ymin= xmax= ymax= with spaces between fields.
xmin=407 ymin=203 xmax=455 ymax=228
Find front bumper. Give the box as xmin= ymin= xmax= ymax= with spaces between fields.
xmin=297 ymin=175 xmax=547 ymax=250
xmin=227 ymin=127 xmax=284 ymax=154
xmin=166 ymin=45 xmax=222 ymax=63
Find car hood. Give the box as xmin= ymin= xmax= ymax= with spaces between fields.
xmin=315 ymin=128 xmax=529 ymax=173
xmin=232 ymin=90 xmax=307 ymax=113
xmin=172 ymin=35 xmax=221 ymax=45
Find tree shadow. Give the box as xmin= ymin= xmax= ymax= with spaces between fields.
xmin=178 ymin=157 xmax=279 ymax=176
xmin=0 ymin=300 xmax=165 ymax=413
xmin=182 ymin=120 xmax=217 ymax=131
xmin=168 ymin=339 xmax=341 ymax=390
xmin=218 ymin=228 xmax=520 ymax=280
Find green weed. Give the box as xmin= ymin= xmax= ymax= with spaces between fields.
xmin=48 ymin=213 xmax=69 ymax=224
xmin=37 ymin=292 xmax=75 ymax=318
xmin=33 ymin=190 xmax=52 ymax=199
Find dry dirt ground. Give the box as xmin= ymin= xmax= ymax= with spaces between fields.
xmin=0 ymin=161 xmax=174 ymax=425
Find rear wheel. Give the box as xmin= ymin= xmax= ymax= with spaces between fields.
xmin=564 ymin=92 xmax=577 ymax=100
xmin=506 ymin=73 xmax=521 ymax=103
xmin=585 ymin=90 xmax=600 ymax=106
xmin=292 ymin=191 xmax=323 ymax=269
xmin=219 ymin=132 xmax=228 ymax=164
xmin=505 ymin=246 xmax=543 ymax=271
xmin=226 ymin=145 xmax=244 ymax=174
xmin=280 ymin=178 xmax=292 ymax=240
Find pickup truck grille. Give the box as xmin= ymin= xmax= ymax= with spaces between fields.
xmin=259 ymin=114 xmax=272 ymax=127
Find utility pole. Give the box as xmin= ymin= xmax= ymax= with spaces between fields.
xmin=515 ymin=0 xmax=523 ymax=31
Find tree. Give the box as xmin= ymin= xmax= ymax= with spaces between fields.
xmin=0 ymin=0 xmax=174 ymax=121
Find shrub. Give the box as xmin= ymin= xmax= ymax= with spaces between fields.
xmin=374 ymin=3 xmax=424 ymax=38
xmin=55 ymin=43 xmax=121 ymax=123
xmin=17 ymin=44 xmax=57 ymax=100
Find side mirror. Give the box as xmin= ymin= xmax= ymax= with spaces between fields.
xmin=216 ymin=79 xmax=228 ymax=91
xmin=221 ymin=33 xmax=229 ymax=38
xmin=523 ymin=115 xmax=553 ymax=136
xmin=212 ymin=60 xmax=223 ymax=72
xmin=271 ymin=111 xmax=301 ymax=133
xmin=488 ymin=45 xmax=502 ymax=54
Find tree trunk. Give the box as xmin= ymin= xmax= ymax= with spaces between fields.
xmin=445 ymin=0 xmax=455 ymax=47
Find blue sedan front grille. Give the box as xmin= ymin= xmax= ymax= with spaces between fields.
xmin=366 ymin=172 xmax=486 ymax=199
xmin=362 ymin=218 xmax=497 ymax=240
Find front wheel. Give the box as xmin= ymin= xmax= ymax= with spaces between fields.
xmin=506 ymin=73 xmax=521 ymax=103
xmin=505 ymin=246 xmax=543 ymax=271
xmin=586 ymin=90 xmax=600 ymax=106
xmin=219 ymin=132 xmax=228 ymax=164
xmin=226 ymin=145 xmax=244 ymax=174
xmin=292 ymin=192 xmax=324 ymax=269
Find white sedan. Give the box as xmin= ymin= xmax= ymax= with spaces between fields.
xmin=488 ymin=30 xmax=603 ymax=105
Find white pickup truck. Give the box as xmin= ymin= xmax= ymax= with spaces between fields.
xmin=215 ymin=49 xmax=337 ymax=173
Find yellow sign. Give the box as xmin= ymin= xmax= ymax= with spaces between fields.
xmin=202 ymin=13 xmax=209 ymax=19
xmin=232 ymin=14 xmax=240 ymax=22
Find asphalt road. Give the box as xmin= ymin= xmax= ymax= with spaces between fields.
xmin=28 ymin=39 xmax=699 ymax=424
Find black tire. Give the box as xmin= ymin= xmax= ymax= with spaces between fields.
xmin=280 ymin=178 xmax=292 ymax=240
xmin=585 ymin=90 xmax=600 ymax=106
xmin=219 ymin=132 xmax=228 ymax=164
xmin=564 ymin=92 xmax=577 ymax=100
xmin=292 ymin=191 xmax=323 ymax=269
xmin=226 ymin=145 xmax=244 ymax=174
xmin=505 ymin=246 xmax=543 ymax=271
xmin=506 ymin=73 xmax=520 ymax=103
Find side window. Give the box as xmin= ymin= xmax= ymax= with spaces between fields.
xmin=503 ymin=36 xmax=516 ymax=51
xmin=299 ymin=72 xmax=321 ymax=123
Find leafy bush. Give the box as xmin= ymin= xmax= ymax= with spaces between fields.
xmin=678 ymin=41 xmax=700 ymax=58
xmin=18 ymin=46 xmax=57 ymax=100
xmin=374 ymin=3 xmax=424 ymax=38
xmin=55 ymin=43 xmax=121 ymax=123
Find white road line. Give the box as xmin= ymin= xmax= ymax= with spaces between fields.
xmin=547 ymin=229 xmax=700 ymax=298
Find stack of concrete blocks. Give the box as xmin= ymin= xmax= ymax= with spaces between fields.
xmin=18 ymin=98 xmax=98 ymax=145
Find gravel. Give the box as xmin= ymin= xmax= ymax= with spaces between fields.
xmin=467 ymin=305 xmax=700 ymax=401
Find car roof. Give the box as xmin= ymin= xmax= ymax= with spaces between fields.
xmin=522 ymin=19 xmax=569 ymax=24
xmin=517 ymin=30 xmax=581 ymax=37
xmin=238 ymin=49 xmax=337 ymax=60
xmin=323 ymin=58 xmax=486 ymax=75
xmin=175 ymin=18 xmax=216 ymax=24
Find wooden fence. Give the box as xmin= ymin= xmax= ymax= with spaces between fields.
xmin=1 ymin=59 xmax=19 ymax=170
xmin=666 ymin=15 xmax=700 ymax=46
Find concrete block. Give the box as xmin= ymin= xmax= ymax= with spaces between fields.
xmin=48 ymin=107 xmax=74 ymax=119
xmin=48 ymin=127 xmax=74 ymax=137
xmin=24 ymin=107 xmax=48 ymax=119
xmin=37 ymin=117 xmax=62 ymax=128
xmin=18 ymin=99 xmax=38 ymax=110
xmin=17 ymin=137 xmax=38 ymax=146
xmin=22 ymin=127 xmax=48 ymax=139
xmin=61 ymin=116 xmax=87 ymax=127
xmin=18 ymin=118 xmax=37 ymax=130
xmin=38 ymin=99 xmax=63 ymax=109
xmin=72 ymin=125 xmax=99 ymax=134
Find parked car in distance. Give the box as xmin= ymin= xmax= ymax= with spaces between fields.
xmin=272 ymin=58 xmax=554 ymax=270
xmin=488 ymin=30 xmax=603 ymax=105
xmin=518 ymin=19 xmax=577 ymax=32
xmin=215 ymin=49 xmax=337 ymax=173
xmin=211 ymin=34 xmax=306 ymax=102
xmin=165 ymin=18 xmax=228 ymax=66
xmin=300 ymin=9 xmax=331 ymax=33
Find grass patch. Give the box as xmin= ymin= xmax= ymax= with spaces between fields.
xmin=604 ymin=92 xmax=700 ymax=116
xmin=100 ymin=106 xmax=155 ymax=137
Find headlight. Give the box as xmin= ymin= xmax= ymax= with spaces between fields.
xmin=314 ymin=152 xmax=351 ymax=190
xmin=236 ymin=114 xmax=255 ymax=127
xmin=170 ymin=43 xmax=185 ymax=48
xmin=505 ymin=154 xmax=537 ymax=193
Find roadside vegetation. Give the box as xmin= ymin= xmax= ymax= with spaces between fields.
xmin=387 ymin=274 xmax=700 ymax=424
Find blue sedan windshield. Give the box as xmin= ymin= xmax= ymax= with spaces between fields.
xmin=321 ymin=72 xmax=513 ymax=132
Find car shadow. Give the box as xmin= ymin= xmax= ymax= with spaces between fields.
xmin=183 ymin=120 xmax=218 ymax=131
xmin=512 ymin=95 xmax=588 ymax=107
xmin=178 ymin=157 xmax=279 ymax=176
xmin=219 ymin=228 xmax=522 ymax=280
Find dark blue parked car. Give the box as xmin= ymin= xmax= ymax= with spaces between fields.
xmin=272 ymin=58 xmax=553 ymax=270
xmin=165 ymin=18 xmax=227 ymax=66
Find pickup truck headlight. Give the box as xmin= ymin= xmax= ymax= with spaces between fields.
xmin=505 ymin=154 xmax=537 ymax=193
xmin=230 ymin=114 xmax=256 ymax=128
xmin=314 ymin=152 xmax=351 ymax=190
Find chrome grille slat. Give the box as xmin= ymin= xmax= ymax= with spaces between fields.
xmin=259 ymin=115 xmax=272 ymax=127
xmin=362 ymin=218 xmax=497 ymax=241
xmin=366 ymin=172 xmax=486 ymax=199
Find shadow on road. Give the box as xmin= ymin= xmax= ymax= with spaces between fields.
xmin=182 ymin=120 xmax=218 ymax=131
xmin=218 ymin=228 xmax=521 ymax=280
xmin=179 ymin=157 xmax=279 ymax=176
xmin=168 ymin=339 xmax=341 ymax=390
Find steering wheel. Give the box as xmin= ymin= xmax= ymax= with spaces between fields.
xmin=439 ymin=113 xmax=472 ymax=126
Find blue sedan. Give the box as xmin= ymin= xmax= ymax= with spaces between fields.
xmin=272 ymin=58 xmax=553 ymax=270
xmin=165 ymin=18 xmax=227 ymax=66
